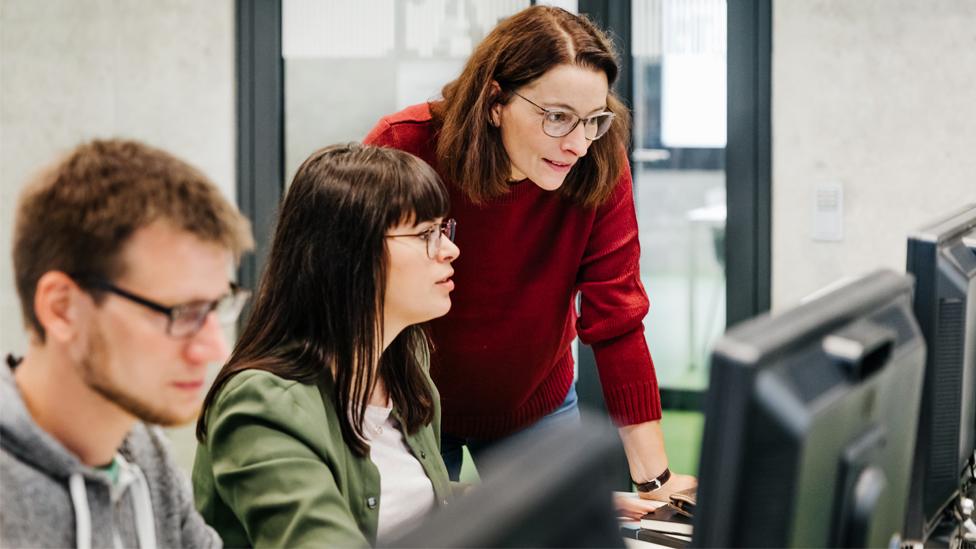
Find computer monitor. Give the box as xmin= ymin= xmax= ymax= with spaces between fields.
xmin=692 ymin=269 xmax=926 ymax=548
xmin=384 ymin=412 xmax=626 ymax=548
xmin=904 ymin=203 xmax=976 ymax=541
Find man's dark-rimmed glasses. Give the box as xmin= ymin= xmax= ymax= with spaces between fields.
xmin=73 ymin=277 xmax=250 ymax=338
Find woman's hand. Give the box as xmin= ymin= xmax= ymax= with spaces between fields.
xmin=613 ymin=492 xmax=666 ymax=520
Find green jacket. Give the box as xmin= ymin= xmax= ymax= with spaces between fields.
xmin=192 ymin=368 xmax=453 ymax=548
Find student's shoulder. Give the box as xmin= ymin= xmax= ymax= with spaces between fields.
xmin=206 ymin=370 xmax=340 ymax=452
xmin=121 ymin=425 xmax=222 ymax=548
xmin=216 ymin=368 xmax=323 ymax=413
xmin=221 ymin=367 xmax=298 ymax=392
xmin=122 ymin=423 xmax=188 ymax=495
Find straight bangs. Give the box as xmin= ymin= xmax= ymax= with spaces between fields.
xmin=384 ymin=153 xmax=451 ymax=229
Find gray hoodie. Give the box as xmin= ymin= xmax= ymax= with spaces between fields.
xmin=0 ymin=360 xmax=221 ymax=549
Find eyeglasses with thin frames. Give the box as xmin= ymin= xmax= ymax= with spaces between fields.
xmin=73 ymin=277 xmax=251 ymax=338
xmin=386 ymin=218 xmax=457 ymax=259
xmin=510 ymin=90 xmax=615 ymax=141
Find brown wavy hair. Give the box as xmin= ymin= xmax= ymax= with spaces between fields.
xmin=13 ymin=139 xmax=253 ymax=341
xmin=433 ymin=5 xmax=631 ymax=207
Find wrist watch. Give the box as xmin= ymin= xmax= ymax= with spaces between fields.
xmin=634 ymin=467 xmax=671 ymax=493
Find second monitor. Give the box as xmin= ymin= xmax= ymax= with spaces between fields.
xmin=904 ymin=203 xmax=976 ymax=541
xmin=692 ymin=269 xmax=926 ymax=547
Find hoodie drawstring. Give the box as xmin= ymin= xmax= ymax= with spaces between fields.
xmin=68 ymin=463 xmax=157 ymax=549
xmin=128 ymin=464 xmax=158 ymax=549
xmin=68 ymin=473 xmax=92 ymax=549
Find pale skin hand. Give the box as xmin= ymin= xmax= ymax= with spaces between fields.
xmin=617 ymin=420 xmax=698 ymax=509
xmin=614 ymin=494 xmax=666 ymax=520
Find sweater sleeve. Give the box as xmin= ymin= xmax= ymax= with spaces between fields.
xmin=205 ymin=373 xmax=370 ymax=548
xmin=576 ymin=160 xmax=662 ymax=425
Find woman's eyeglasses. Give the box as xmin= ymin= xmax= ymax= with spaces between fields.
xmin=510 ymin=90 xmax=615 ymax=141
xmin=386 ymin=218 xmax=457 ymax=259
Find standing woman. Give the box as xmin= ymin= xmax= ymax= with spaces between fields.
xmin=192 ymin=144 xmax=460 ymax=547
xmin=364 ymin=5 xmax=695 ymax=510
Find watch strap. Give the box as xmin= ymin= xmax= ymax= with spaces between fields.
xmin=634 ymin=467 xmax=671 ymax=493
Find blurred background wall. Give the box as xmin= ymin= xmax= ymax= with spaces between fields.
xmin=0 ymin=0 xmax=235 ymax=471
xmin=771 ymin=0 xmax=976 ymax=309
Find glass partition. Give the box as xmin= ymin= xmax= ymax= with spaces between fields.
xmin=632 ymin=0 xmax=727 ymax=392
xmin=282 ymin=0 xmax=530 ymax=184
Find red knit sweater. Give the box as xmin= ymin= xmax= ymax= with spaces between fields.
xmin=365 ymin=103 xmax=661 ymax=439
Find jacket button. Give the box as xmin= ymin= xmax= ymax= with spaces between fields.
xmin=420 ymin=451 xmax=427 ymax=459
xmin=367 ymin=496 xmax=377 ymax=509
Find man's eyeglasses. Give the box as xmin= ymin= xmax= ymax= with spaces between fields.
xmin=73 ymin=277 xmax=251 ymax=338
xmin=510 ymin=90 xmax=615 ymax=141
xmin=386 ymin=219 xmax=457 ymax=259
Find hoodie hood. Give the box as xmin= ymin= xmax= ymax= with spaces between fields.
xmin=0 ymin=358 xmax=90 ymax=481
xmin=1 ymin=359 xmax=159 ymax=549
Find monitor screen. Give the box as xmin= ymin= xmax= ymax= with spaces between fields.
xmin=904 ymin=203 xmax=976 ymax=540
xmin=692 ymin=269 xmax=926 ymax=548
xmin=384 ymin=413 xmax=626 ymax=548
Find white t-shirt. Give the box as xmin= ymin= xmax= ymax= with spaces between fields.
xmin=363 ymin=404 xmax=436 ymax=541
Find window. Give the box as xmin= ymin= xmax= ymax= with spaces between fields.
xmin=282 ymin=0 xmax=530 ymax=183
xmin=632 ymin=0 xmax=727 ymax=392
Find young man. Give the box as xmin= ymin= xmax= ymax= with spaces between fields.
xmin=1 ymin=139 xmax=253 ymax=548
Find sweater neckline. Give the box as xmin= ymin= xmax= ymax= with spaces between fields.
xmin=489 ymin=178 xmax=543 ymax=204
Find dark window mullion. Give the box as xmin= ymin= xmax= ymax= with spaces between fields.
xmin=726 ymin=0 xmax=772 ymax=327
xmin=235 ymin=0 xmax=284 ymax=327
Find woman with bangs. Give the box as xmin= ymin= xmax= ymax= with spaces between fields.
xmin=365 ymin=5 xmax=695 ymax=516
xmin=192 ymin=143 xmax=460 ymax=547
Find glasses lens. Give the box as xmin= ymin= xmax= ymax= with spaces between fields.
xmin=443 ymin=219 xmax=456 ymax=241
xmin=168 ymin=289 xmax=250 ymax=337
xmin=169 ymin=304 xmax=211 ymax=338
xmin=217 ymin=289 xmax=250 ymax=323
xmin=586 ymin=113 xmax=615 ymax=140
xmin=542 ymin=111 xmax=579 ymax=138
xmin=426 ymin=220 xmax=457 ymax=258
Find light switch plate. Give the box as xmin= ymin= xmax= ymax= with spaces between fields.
xmin=812 ymin=182 xmax=844 ymax=241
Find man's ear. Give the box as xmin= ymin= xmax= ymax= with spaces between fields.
xmin=33 ymin=271 xmax=87 ymax=344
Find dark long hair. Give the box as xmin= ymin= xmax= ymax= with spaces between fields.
xmin=196 ymin=143 xmax=449 ymax=456
xmin=433 ymin=5 xmax=631 ymax=207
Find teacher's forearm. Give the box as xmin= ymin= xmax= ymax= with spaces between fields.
xmin=617 ymin=420 xmax=669 ymax=482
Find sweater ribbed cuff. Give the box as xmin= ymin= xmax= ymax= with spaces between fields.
xmin=603 ymin=380 xmax=662 ymax=426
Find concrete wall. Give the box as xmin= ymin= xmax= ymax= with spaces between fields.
xmin=771 ymin=0 xmax=976 ymax=309
xmin=0 ymin=0 xmax=235 ymax=471
xmin=1 ymin=0 xmax=236 ymax=353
